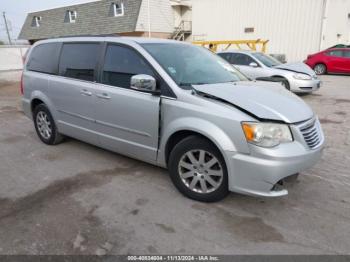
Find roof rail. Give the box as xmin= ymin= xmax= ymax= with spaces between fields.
xmin=53 ymin=34 xmax=121 ymax=39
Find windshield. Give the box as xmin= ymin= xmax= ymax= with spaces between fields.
xmin=142 ymin=43 xmax=248 ymax=88
xmin=251 ymin=52 xmax=282 ymax=68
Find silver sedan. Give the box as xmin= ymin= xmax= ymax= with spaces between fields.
xmin=218 ymin=50 xmax=321 ymax=93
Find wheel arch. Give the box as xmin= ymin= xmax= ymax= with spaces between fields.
xmin=164 ymin=130 xmax=220 ymax=166
xmin=158 ymin=117 xmax=239 ymax=167
xmin=30 ymin=91 xmax=59 ymax=125
xmin=271 ymin=75 xmax=288 ymax=81
xmin=31 ymin=98 xmax=44 ymax=113
xmin=271 ymin=75 xmax=290 ymax=89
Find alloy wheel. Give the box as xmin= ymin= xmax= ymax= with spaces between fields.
xmin=178 ymin=149 xmax=224 ymax=194
xmin=36 ymin=111 xmax=52 ymax=140
xmin=314 ymin=64 xmax=326 ymax=75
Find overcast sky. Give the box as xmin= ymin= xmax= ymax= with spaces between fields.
xmin=0 ymin=0 xmax=97 ymax=43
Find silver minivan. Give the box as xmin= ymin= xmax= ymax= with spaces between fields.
xmin=22 ymin=37 xmax=324 ymax=202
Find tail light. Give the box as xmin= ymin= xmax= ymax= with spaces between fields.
xmin=20 ymin=72 xmax=24 ymax=95
xmin=20 ymin=48 xmax=29 ymax=96
xmin=22 ymin=49 xmax=29 ymax=64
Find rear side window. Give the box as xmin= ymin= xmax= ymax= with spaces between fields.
xmin=327 ymin=50 xmax=343 ymax=57
xmin=102 ymin=44 xmax=154 ymax=89
xmin=59 ymin=43 xmax=100 ymax=82
xmin=231 ymin=53 xmax=255 ymax=66
xmin=27 ymin=43 xmax=60 ymax=74
xmin=218 ymin=53 xmax=232 ymax=63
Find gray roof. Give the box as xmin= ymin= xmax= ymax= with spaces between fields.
xmin=19 ymin=0 xmax=142 ymax=40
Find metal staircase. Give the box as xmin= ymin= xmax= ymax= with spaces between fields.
xmin=171 ymin=20 xmax=192 ymax=41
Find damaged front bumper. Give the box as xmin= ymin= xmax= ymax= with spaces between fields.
xmin=225 ymin=138 xmax=324 ymax=197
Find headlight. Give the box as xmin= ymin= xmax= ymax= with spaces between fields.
xmin=241 ymin=122 xmax=293 ymax=148
xmin=293 ymin=73 xmax=312 ymax=80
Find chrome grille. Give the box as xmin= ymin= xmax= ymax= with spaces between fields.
xmin=299 ymin=118 xmax=322 ymax=149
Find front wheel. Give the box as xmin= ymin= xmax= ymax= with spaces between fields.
xmin=33 ymin=104 xmax=64 ymax=145
xmin=314 ymin=64 xmax=327 ymax=75
xmin=279 ymin=78 xmax=290 ymax=90
xmin=168 ymin=136 xmax=229 ymax=202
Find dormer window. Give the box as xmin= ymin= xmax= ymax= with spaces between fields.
xmin=31 ymin=16 xmax=42 ymax=27
xmin=112 ymin=1 xmax=124 ymax=17
xmin=66 ymin=10 xmax=77 ymax=23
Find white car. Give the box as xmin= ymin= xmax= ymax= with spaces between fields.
xmin=218 ymin=50 xmax=321 ymax=93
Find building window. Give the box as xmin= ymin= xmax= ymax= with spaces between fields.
xmin=66 ymin=10 xmax=77 ymax=23
xmin=112 ymin=1 xmax=124 ymax=17
xmin=244 ymin=27 xmax=254 ymax=33
xmin=31 ymin=16 xmax=42 ymax=27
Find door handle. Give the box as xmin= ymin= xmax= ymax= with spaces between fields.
xmin=96 ymin=93 xmax=111 ymax=100
xmin=80 ymin=89 xmax=92 ymax=96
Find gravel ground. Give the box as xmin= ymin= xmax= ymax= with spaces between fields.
xmin=0 ymin=72 xmax=349 ymax=255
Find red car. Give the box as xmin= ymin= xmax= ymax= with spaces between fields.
xmin=305 ymin=48 xmax=350 ymax=75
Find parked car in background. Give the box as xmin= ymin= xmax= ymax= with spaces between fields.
xmin=218 ymin=50 xmax=321 ymax=93
xmin=305 ymin=48 xmax=350 ymax=75
xmin=22 ymin=37 xmax=324 ymax=202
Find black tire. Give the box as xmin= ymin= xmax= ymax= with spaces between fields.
xmin=33 ymin=104 xmax=64 ymax=145
xmin=277 ymin=77 xmax=290 ymax=90
xmin=168 ymin=136 xmax=229 ymax=202
xmin=272 ymin=76 xmax=290 ymax=90
xmin=314 ymin=63 xmax=327 ymax=75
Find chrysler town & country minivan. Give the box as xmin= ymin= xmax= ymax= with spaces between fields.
xmin=22 ymin=37 xmax=324 ymax=202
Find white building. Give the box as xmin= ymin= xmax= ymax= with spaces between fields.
xmin=191 ymin=0 xmax=350 ymax=62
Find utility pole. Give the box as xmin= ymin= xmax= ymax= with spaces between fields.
xmin=2 ymin=12 xmax=12 ymax=45
xmin=147 ymin=0 xmax=151 ymax=38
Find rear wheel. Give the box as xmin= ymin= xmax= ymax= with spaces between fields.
xmin=168 ymin=136 xmax=229 ymax=202
xmin=314 ymin=64 xmax=327 ymax=75
xmin=33 ymin=104 xmax=64 ymax=145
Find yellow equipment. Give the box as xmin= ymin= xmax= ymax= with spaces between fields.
xmin=192 ymin=39 xmax=269 ymax=53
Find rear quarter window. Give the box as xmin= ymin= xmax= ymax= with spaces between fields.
xmin=27 ymin=43 xmax=61 ymax=74
xmin=343 ymin=51 xmax=350 ymax=58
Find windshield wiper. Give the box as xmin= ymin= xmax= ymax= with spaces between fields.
xmin=178 ymin=82 xmax=207 ymax=87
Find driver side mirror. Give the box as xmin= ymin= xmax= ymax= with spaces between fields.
xmin=131 ymin=74 xmax=159 ymax=94
xmin=249 ymin=62 xmax=259 ymax=68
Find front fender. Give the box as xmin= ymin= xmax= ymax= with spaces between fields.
xmin=158 ymin=117 xmax=238 ymax=167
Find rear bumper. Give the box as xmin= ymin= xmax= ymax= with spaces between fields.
xmin=225 ymin=140 xmax=324 ymax=197
xmin=22 ymin=98 xmax=32 ymax=119
xmin=290 ymin=78 xmax=321 ymax=93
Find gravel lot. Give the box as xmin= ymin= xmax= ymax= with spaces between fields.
xmin=0 ymin=71 xmax=349 ymax=255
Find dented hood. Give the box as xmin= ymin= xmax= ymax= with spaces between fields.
xmin=274 ymin=62 xmax=316 ymax=76
xmin=193 ymin=81 xmax=314 ymax=123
